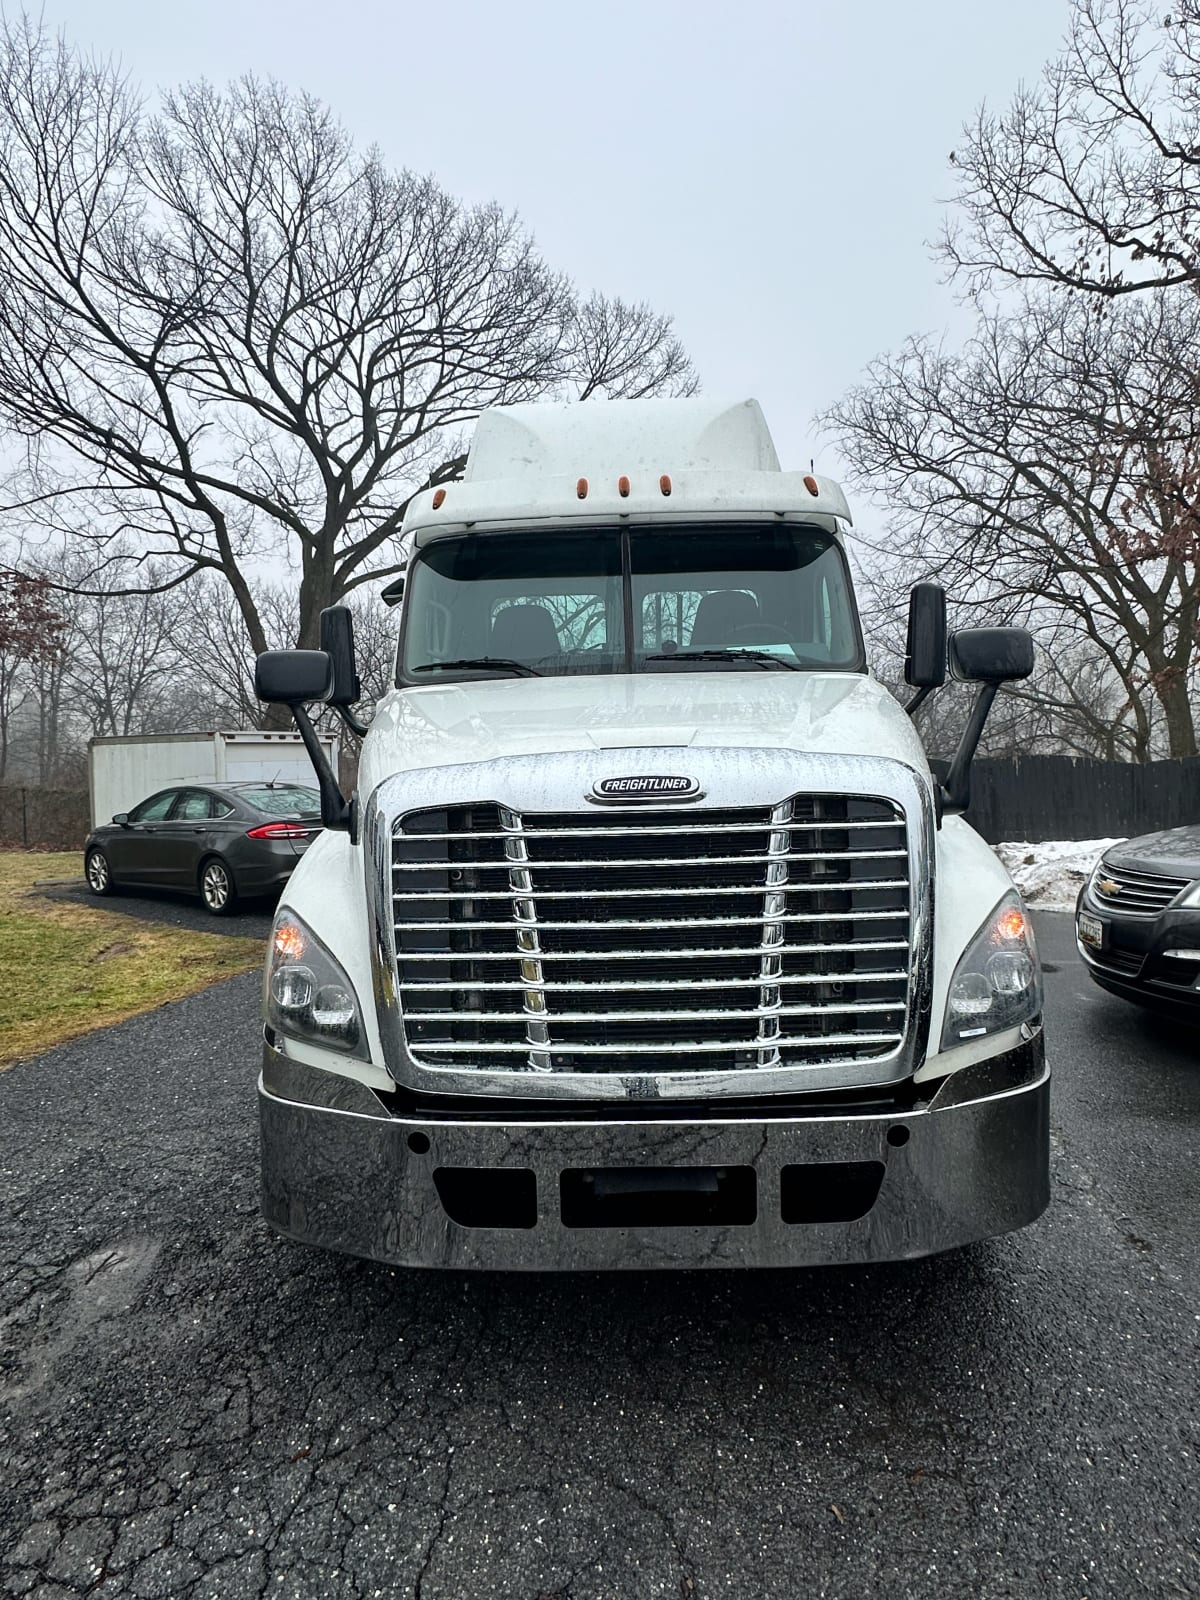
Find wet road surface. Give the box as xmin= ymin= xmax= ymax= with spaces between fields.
xmin=0 ymin=914 xmax=1196 ymax=1598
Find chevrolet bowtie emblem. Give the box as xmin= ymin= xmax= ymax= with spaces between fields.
xmin=1098 ymin=877 xmax=1121 ymax=895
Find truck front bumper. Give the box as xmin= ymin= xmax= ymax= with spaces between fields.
xmin=259 ymin=1038 xmax=1049 ymax=1271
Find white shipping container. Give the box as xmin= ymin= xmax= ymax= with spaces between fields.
xmin=87 ymin=730 xmax=340 ymax=830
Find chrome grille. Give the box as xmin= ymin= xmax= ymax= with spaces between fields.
xmin=390 ymin=796 xmax=911 ymax=1074
xmin=1091 ymin=861 xmax=1190 ymax=916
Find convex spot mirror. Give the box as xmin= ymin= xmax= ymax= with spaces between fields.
xmin=949 ymin=627 xmax=1034 ymax=684
xmin=254 ymin=649 xmax=334 ymax=706
xmin=319 ymin=606 xmax=361 ymax=708
xmin=904 ymin=583 xmax=947 ymax=688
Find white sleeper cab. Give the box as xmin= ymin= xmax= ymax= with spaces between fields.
xmin=254 ymin=397 xmax=1048 ymax=1270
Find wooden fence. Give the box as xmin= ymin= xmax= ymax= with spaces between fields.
xmin=962 ymin=755 xmax=1200 ymax=844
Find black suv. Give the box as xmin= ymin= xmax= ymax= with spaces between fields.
xmin=1075 ymin=825 xmax=1200 ymax=1020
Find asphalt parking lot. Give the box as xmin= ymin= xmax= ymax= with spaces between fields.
xmin=0 ymin=912 xmax=1197 ymax=1599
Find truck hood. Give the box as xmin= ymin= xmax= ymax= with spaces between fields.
xmin=359 ymin=672 xmax=930 ymax=798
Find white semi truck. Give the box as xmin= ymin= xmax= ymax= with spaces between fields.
xmin=253 ymin=397 xmax=1048 ymax=1270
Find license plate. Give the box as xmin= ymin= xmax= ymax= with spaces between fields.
xmin=1078 ymin=911 xmax=1105 ymax=950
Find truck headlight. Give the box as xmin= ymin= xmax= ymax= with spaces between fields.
xmin=265 ymin=910 xmax=366 ymax=1057
xmin=941 ymin=892 xmax=1042 ymax=1049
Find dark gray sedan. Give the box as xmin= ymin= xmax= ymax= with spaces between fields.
xmin=83 ymin=782 xmax=322 ymax=915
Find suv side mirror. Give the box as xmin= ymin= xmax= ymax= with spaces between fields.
xmin=904 ymin=583 xmax=947 ymax=689
xmin=319 ymin=606 xmax=361 ymax=707
xmin=254 ymin=650 xmax=333 ymax=706
xmin=949 ymin=626 xmax=1034 ymax=683
xmin=112 ymin=812 xmax=129 ymax=827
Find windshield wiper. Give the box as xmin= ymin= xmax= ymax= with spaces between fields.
xmin=411 ymin=657 xmax=542 ymax=678
xmin=644 ymin=649 xmax=801 ymax=671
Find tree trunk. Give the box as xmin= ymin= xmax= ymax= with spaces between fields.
xmin=1155 ymin=671 xmax=1198 ymax=758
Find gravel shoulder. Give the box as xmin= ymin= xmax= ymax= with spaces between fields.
xmin=0 ymin=915 xmax=1196 ymax=1599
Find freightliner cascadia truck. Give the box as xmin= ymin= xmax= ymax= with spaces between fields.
xmin=253 ymin=397 xmax=1048 ymax=1270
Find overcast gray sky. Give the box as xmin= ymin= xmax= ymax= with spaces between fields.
xmin=38 ymin=0 xmax=1068 ymax=480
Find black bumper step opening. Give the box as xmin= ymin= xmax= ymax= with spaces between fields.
xmin=561 ymin=1165 xmax=756 ymax=1228
xmin=780 ymin=1160 xmax=885 ymax=1224
xmin=433 ymin=1166 xmax=537 ymax=1229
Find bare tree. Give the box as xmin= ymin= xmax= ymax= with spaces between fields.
xmin=0 ymin=567 xmax=64 ymax=779
xmin=943 ymin=0 xmax=1200 ymax=300
xmin=826 ymin=290 xmax=1200 ymax=758
xmin=0 ymin=20 xmax=696 ymax=678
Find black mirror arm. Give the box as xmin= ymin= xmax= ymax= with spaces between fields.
xmin=289 ymin=701 xmax=358 ymax=841
xmin=905 ymin=685 xmax=935 ymax=718
xmin=332 ymin=703 xmax=370 ymax=738
xmin=940 ymin=681 xmax=999 ymax=817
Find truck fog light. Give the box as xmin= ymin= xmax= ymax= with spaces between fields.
xmin=312 ymin=984 xmax=355 ymax=1029
xmin=941 ymin=891 xmax=1042 ymax=1051
xmin=272 ymin=965 xmax=315 ymax=1011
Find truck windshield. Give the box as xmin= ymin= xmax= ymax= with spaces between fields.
xmin=399 ymin=524 xmax=862 ymax=682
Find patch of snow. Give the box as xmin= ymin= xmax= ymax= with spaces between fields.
xmin=993 ymin=838 xmax=1123 ymax=914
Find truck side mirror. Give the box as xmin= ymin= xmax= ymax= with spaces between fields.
xmin=319 ymin=606 xmax=361 ymax=707
xmin=904 ymin=583 xmax=946 ymax=689
xmin=949 ymin=626 xmax=1034 ymax=683
xmin=380 ymin=574 xmax=405 ymax=607
xmin=254 ymin=649 xmax=354 ymax=838
xmin=254 ymin=650 xmax=334 ymax=706
xmin=941 ymin=626 xmax=1035 ymax=818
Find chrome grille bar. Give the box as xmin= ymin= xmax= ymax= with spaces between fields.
xmin=392 ymin=940 xmax=908 ymax=962
xmin=394 ymin=880 xmax=909 ymax=901
xmin=499 ymin=806 xmax=551 ymax=1073
xmin=410 ymin=1033 xmax=906 ymax=1055
xmin=398 ymin=970 xmax=909 ymax=991
xmin=755 ymin=799 xmax=791 ymax=1068
xmin=393 ymin=912 xmax=909 ymax=933
xmin=397 ymin=819 xmax=901 ymax=843
xmin=392 ymin=849 xmax=907 ymax=872
xmin=404 ymin=1001 xmax=905 ymax=1024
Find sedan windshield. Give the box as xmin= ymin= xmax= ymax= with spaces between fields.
xmin=399 ymin=524 xmax=861 ymax=682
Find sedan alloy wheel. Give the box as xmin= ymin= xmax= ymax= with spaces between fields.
xmin=200 ymin=858 xmax=236 ymax=916
xmin=85 ymin=849 xmax=113 ymax=896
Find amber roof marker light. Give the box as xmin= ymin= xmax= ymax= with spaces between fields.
xmin=618 ymin=475 xmax=631 ymax=498
xmin=660 ymin=474 xmax=672 ymax=496
xmin=803 ymin=474 xmax=820 ymax=497
xmin=576 ymin=477 xmax=589 ymax=499
xmin=432 ymin=487 xmax=447 ymax=509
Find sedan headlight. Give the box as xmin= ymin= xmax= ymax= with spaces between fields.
xmin=1173 ymin=880 xmax=1200 ymax=909
xmin=942 ymin=891 xmax=1042 ymax=1050
xmin=265 ymin=910 xmax=367 ymax=1058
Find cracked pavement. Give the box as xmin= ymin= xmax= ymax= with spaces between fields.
xmin=0 ymin=914 xmax=1197 ymax=1598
